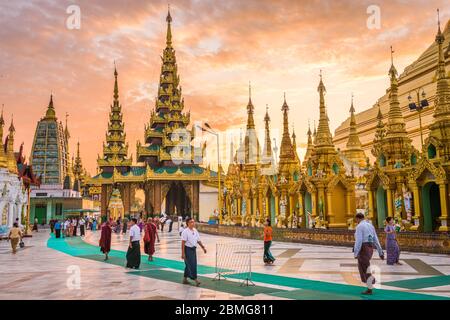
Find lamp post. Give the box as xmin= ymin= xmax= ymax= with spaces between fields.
xmin=196 ymin=123 xmax=222 ymax=224
xmin=408 ymin=88 xmax=429 ymax=150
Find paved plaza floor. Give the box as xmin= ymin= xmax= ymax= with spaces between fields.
xmin=1 ymin=226 xmax=450 ymax=300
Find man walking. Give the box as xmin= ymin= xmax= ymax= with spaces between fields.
xmin=79 ymin=216 xmax=86 ymax=237
xmin=126 ymin=218 xmax=141 ymax=269
xmin=354 ymin=213 xmax=384 ymax=295
xmin=181 ymin=217 xmax=207 ymax=286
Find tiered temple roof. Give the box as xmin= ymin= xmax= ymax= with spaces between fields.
xmin=137 ymin=9 xmax=194 ymax=167
xmin=97 ymin=66 xmax=132 ymax=171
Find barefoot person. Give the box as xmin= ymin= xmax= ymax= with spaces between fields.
xmin=144 ymin=218 xmax=159 ymax=261
xmin=8 ymin=222 xmax=23 ymax=254
xmin=126 ymin=218 xmax=141 ymax=269
xmin=354 ymin=213 xmax=384 ymax=295
xmin=99 ymin=220 xmax=112 ymax=261
xmin=263 ymin=218 xmax=275 ymax=264
xmin=181 ymin=217 xmax=206 ymax=286
xmin=385 ymin=217 xmax=401 ymax=265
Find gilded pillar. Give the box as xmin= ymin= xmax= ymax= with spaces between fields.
xmin=326 ymin=191 xmax=333 ymax=224
xmin=410 ymin=185 xmax=422 ymax=232
xmin=298 ymin=192 xmax=305 ymax=227
xmin=311 ymin=192 xmax=317 ymax=217
xmin=438 ymin=183 xmax=449 ymax=232
xmin=367 ymin=190 xmax=375 ymax=222
xmin=386 ymin=189 xmax=394 ymax=217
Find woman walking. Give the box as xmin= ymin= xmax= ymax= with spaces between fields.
xmin=181 ymin=218 xmax=206 ymax=286
xmin=8 ymin=222 xmax=23 ymax=254
xmin=385 ymin=217 xmax=401 ymax=265
xmin=263 ymin=218 xmax=275 ymax=264
xmin=144 ymin=218 xmax=160 ymax=261
xmin=99 ymin=220 xmax=112 ymax=261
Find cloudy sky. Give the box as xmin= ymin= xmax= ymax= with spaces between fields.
xmin=0 ymin=0 xmax=448 ymax=173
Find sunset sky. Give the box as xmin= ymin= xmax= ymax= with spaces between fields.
xmin=0 ymin=0 xmax=448 ymax=174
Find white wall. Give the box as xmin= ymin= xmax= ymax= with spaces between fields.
xmin=199 ymin=183 xmax=218 ymax=223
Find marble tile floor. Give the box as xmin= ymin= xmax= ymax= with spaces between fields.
xmin=0 ymin=226 xmax=449 ymax=300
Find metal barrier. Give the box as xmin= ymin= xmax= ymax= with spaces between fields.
xmin=214 ymin=242 xmax=255 ymax=286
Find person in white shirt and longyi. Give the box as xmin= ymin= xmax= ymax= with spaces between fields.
xmin=126 ymin=218 xmax=141 ymax=269
xmin=181 ymin=217 xmax=207 ymax=286
xmin=354 ymin=213 xmax=384 ymax=295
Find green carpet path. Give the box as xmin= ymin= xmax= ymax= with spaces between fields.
xmin=47 ymin=234 xmax=449 ymax=300
xmin=382 ymin=275 xmax=450 ymax=290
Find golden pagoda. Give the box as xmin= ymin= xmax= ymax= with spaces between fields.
xmin=407 ymin=13 xmax=450 ymax=232
xmin=5 ymin=117 xmax=18 ymax=175
xmin=89 ymin=9 xmax=213 ymax=220
xmin=303 ymin=73 xmax=357 ymax=228
xmin=341 ymin=96 xmax=367 ymax=168
xmin=303 ymin=122 xmax=314 ymax=165
xmin=366 ymin=48 xmax=418 ymax=228
xmin=275 ymin=95 xmax=301 ymax=228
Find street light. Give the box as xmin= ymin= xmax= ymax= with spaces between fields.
xmin=407 ymin=88 xmax=429 ymax=150
xmin=195 ymin=123 xmax=222 ymax=224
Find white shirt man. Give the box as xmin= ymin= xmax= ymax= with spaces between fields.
xmin=129 ymin=223 xmax=141 ymax=242
xmin=79 ymin=218 xmax=85 ymax=226
xmin=181 ymin=227 xmax=201 ymax=248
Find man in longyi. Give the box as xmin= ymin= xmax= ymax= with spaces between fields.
xmin=354 ymin=213 xmax=384 ymax=295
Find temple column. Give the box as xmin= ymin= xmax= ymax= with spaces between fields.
xmin=154 ymin=181 xmax=161 ymax=216
xmin=367 ymin=190 xmax=375 ymax=223
xmin=275 ymin=195 xmax=279 ymax=227
xmin=265 ymin=196 xmax=270 ymax=219
xmin=410 ymin=185 xmax=422 ymax=232
xmin=326 ymin=191 xmax=333 ymax=225
xmin=386 ymin=189 xmax=394 ymax=217
xmin=298 ymin=192 xmax=305 ymax=227
xmin=438 ymin=183 xmax=449 ymax=232
xmin=311 ymin=192 xmax=317 ymax=217
xmin=258 ymin=191 xmax=264 ymax=224
xmin=193 ymin=181 xmax=199 ymax=221
xmin=290 ymin=194 xmax=296 ymax=227
xmin=8 ymin=203 xmax=14 ymax=227
xmin=346 ymin=191 xmax=352 ymax=219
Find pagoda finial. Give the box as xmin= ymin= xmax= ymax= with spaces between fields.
xmin=9 ymin=114 xmax=15 ymax=133
xmin=113 ymin=63 xmax=119 ymax=101
xmin=45 ymin=93 xmax=56 ymax=119
xmin=350 ymin=93 xmax=355 ymax=113
xmin=389 ymin=45 xmax=398 ymax=79
xmin=166 ymin=4 xmax=173 ymax=47
xmin=245 ymin=82 xmax=255 ymax=128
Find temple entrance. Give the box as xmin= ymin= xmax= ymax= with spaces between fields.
xmin=165 ymin=182 xmax=191 ymax=217
xmin=35 ymin=204 xmax=47 ymax=224
xmin=376 ymin=185 xmax=387 ymax=228
xmin=422 ymin=182 xmax=441 ymax=232
xmin=331 ymin=182 xmax=346 ymax=225
xmin=305 ymin=192 xmax=312 ymax=228
xmin=132 ymin=188 xmax=146 ymax=218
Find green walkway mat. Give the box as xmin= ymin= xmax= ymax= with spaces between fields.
xmin=228 ymin=272 xmax=448 ymax=300
xmin=129 ymin=269 xmax=284 ymax=297
xmin=383 ymin=275 xmax=450 ymax=290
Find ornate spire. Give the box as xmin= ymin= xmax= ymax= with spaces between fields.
xmin=64 ymin=112 xmax=70 ymax=141
xmin=292 ymin=125 xmax=300 ymax=165
xmin=166 ymin=5 xmax=173 ymax=47
xmin=432 ymin=8 xmax=450 ymax=117
xmin=98 ymin=65 xmax=132 ymax=170
xmin=346 ymin=94 xmax=362 ymax=149
xmin=246 ymin=82 xmax=255 ymax=129
xmin=73 ymin=141 xmax=84 ymax=179
xmin=0 ymin=105 xmax=7 ymax=168
xmin=313 ymin=120 xmax=317 ymax=145
xmin=315 ymin=71 xmax=333 ymax=147
xmin=386 ymin=46 xmax=408 ymax=138
xmin=263 ymin=105 xmax=273 ymax=158
xmin=137 ymin=9 xmax=191 ymax=165
xmin=279 ymin=94 xmax=296 ymax=166
xmin=304 ymin=120 xmax=314 ymax=163
xmin=44 ymin=94 xmax=56 ymax=120
xmin=6 ymin=116 xmax=17 ymax=174
xmin=343 ymin=94 xmax=366 ymax=167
